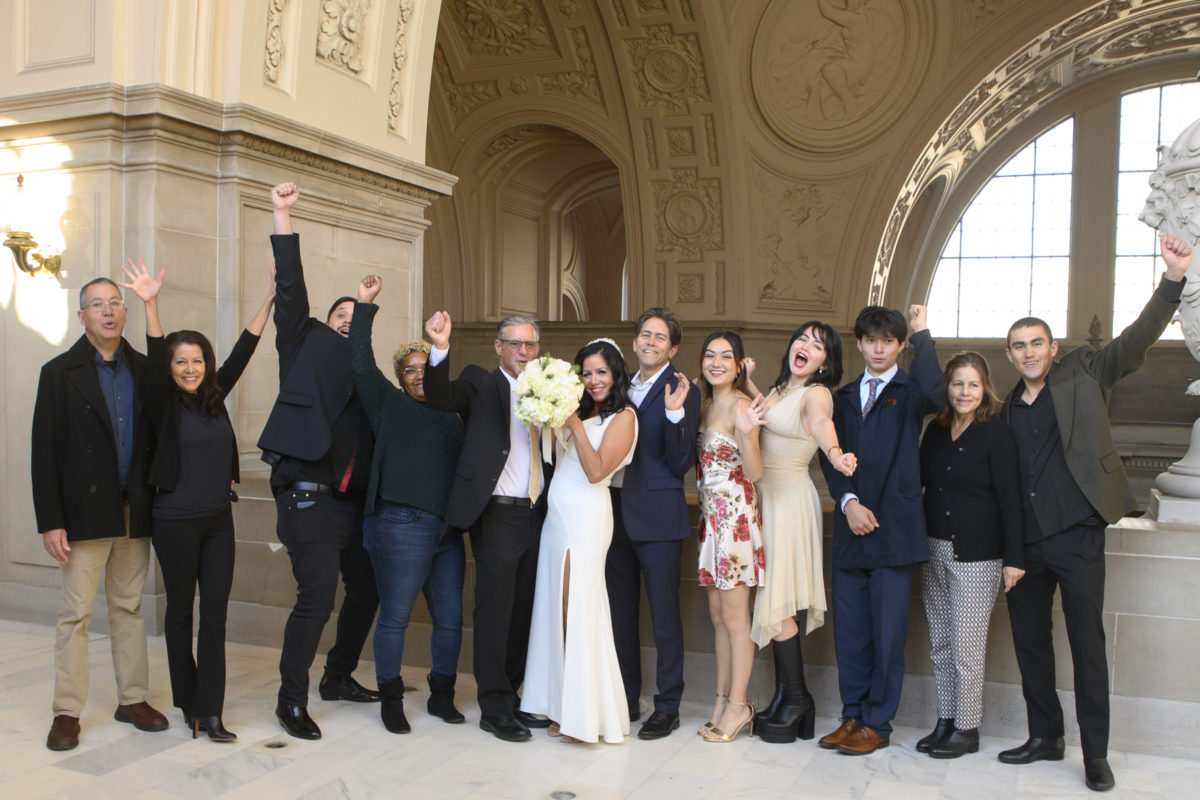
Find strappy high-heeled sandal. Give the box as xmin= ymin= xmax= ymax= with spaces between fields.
xmin=701 ymin=700 xmax=754 ymax=743
xmin=698 ymin=692 xmax=729 ymax=735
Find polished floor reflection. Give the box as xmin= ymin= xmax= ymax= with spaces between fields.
xmin=1 ymin=619 xmax=1194 ymax=799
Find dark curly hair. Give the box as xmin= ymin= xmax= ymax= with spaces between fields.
xmin=772 ymin=321 xmax=844 ymax=393
xmin=163 ymin=330 xmax=224 ymax=416
xmin=574 ymin=340 xmax=631 ymax=421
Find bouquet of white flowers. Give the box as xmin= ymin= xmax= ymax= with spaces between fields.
xmin=514 ymin=355 xmax=584 ymax=429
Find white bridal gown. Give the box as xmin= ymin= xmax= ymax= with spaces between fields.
xmin=521 ymin=409 xmax=637 ymax=743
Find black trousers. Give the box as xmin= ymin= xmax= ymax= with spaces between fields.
xmin=152 ymin=507 xmax=235 ymax=717
xmin=1006 ymin=523 xmax=1109 ymax=758
xmin=275 ymin=490 xmax=378 ymax=706
xmin=470 ymin=501 xmax=541 ymax=718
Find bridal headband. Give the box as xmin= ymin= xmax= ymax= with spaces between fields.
xmin=587 ymin=337 xmax=623 ymax=359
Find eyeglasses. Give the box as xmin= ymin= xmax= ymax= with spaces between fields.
xmin=81 ymin=299 xmax=125 ymax=312
xmin=499 ymin=339 xmax=540 ymax=352
xmin=401 ymin=366 xmax=426 ymax=377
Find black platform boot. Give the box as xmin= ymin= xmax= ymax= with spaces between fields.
xmin=754 ymin=646 xmax=786 ymax=734
xmin=758 ymin=634 xmax=816 ymax=743
xmin=427 ymin=673 xmax=465 ymax=723
xmin=379 ymin=677 xmax=410 ymax=734
xmin=916 ymin=718 xmax=955 ymax=753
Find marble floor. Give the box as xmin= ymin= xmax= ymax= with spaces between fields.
xmin=1 ymin=619 xmax=1196 ymax=800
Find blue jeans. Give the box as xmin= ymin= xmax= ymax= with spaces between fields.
xmin=363 ymin=502 xmax=465 ymax=684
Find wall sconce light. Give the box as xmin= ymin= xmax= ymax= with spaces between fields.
xmin=4 ymin=174 xmax=61 ymax=276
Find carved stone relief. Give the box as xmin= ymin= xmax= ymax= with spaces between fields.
xmin=655 ymin=261 xmax=666 ymax=305
xmin=264 ymin=0 xmax=288 ymax=84
xmin=317 ymin=0 xmax=371 ymax=75
xmin=714 ymin=261 xmax=726 ymax=314
xmin=653 ymin=168 xmax=723 ymax=262
xmin=388 ymin=0 xmax=415 ymax=132
xmin=558 ymin=0 xmax=580 ymax=16
xmin=871 ymin=0 xmax=1198 ymax=301
xmin=434 ymin=47 xmax=501 ymax=123
xmin=642 ymin=119 xmax=658 ymax=169
xmin=442 ymin=0 xmax=556 ymax=61
xmin=481 ymin=124 xmax=559 ymax=161
xmin=637 ymin=0 xmax=667 ymax=12
xmin=703 ymin=114 xmax=718 ymax=166
xmin=666 ymin=127 xmax=695 ymax=157
xmin=956 ymin=0 xmax=1021 ymax=37
xmin=750 ymin=0 xmax=933 ymax=152
xmin=625 ymin=24 xmax=712 ymax=114
xmin=1140 ymin=116 xmax=1200 ymax=243
xmin=612 ymin=0 xmax=630 ymax=28
xmin=752 ymin=161 xmax=860 ymax=310
xmin=677 ymin=273 xmax=703 ymax=303
xmin=540 ymin=27 xmax=604 ymax=106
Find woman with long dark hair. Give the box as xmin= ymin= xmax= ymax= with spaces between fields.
xmin=521 ymin=338 xmax=637 ymax=743
xmin=916 ymin=351 xmax=1023 ymax=758
xmin=695 ymin=331 xmax=766 ymax=743
xmin=121 ymin=258 xmax=274 ymax=742
xmin=752 ymin=322 xmax=857 ymax=743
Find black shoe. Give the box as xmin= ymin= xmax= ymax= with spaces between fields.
xmin=755 ymin=649 xmax=786 ymax=732
xmin=515 ymin=709 xmax=551 ymax=729
xmin=275 ymin=701 xmax=322 ymax=740
xmin=480 ymin=713 xmax=532 ymax=742
xmin=930 ymin=728 xmax=979 ymax=759
xmin=198 ymin=716 xmax=237 ymax=743
xmin=628 ymin=699 xmax=641 ymax=723
xmin=379 ymin=678 xmax=410 ymax=734
xmin=1084 ymin=757 xmax=1115 ymax=792
xmin=319 ymin=671 xmax=380 ymax=703
xmin=916 ymin=718 xmax=954 ymax=753
xmin=427 ymin=673 xmax=465 ymax=724
xmin=637 ymin=710 xmax=681 ymax=740
xmin=758 ymin=634 xmax=816 ymax=743
xmin=998 ymin=736 xmax=1065 ymax=764
xmin=182 ymin=710 xmax=206 ymax=732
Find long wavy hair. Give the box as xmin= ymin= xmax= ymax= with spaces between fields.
xmin=163 ymin=330 xmax=224 ymax=416
xmin=771 ymin=321 xmax=844 ymax=393
xmin=697 ymin=331 xmax=750 ymax=400
xmin=934 ymin=351 xmax=1001 ymax=426
xmin=574 ymin=340 xmax=631 ymax=421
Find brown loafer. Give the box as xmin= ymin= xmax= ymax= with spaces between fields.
xmin=114 ymin=701 xmax=169 ymax=732
xmin=47 ymin=714 xmax=80 ymax=751
xmin=818 ymin=718 xmax=862 ymax=749
xmin=837 ymin=725 xmax=889 ymax=755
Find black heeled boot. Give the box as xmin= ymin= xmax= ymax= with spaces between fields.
xmin=930 ymin=727 xmax=979 ymax=759
xmin=199 ymin=716 xmax=237 ymax=743
xmin=427 ymin=673 xmax=465 ymax=723
xmin=758 ymin=634 xmax=816 ymax=743
xmin=379 ymin=677 xmax=411 ymax=734
xmin=916 ymin=718 xmax=955 ymax=753
xmin=754 ymin=647 xmax=786 ymax=733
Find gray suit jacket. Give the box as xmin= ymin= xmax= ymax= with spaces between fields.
xmin=1003 ymin=277 xmax=1182 ymax=523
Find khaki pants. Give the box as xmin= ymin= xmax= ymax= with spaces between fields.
xmin=53 ymin=523 xmax=152 ymax=717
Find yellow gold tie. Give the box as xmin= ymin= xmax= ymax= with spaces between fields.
xmin=528 ymin=424 xmax=542 ymax=503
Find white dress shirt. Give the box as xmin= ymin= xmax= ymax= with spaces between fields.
xmin=841 ymin=364 xmax=899 ymax=512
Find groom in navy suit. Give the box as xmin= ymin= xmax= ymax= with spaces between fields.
xmin=606 ymin=308 xmax=701 ymax=739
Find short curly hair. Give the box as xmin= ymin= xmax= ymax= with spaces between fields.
xmin=392 ymin=339 xmax=431 ymax=383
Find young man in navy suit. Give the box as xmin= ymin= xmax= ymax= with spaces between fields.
xmin=606 ymin=308 xmax=701 ymax=739
xmin=819 ymin=304 xmax=942 ymax=755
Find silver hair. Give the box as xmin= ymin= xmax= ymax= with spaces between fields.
xmin=78 ymin=277 xmax=122 ymax=309
xmin=496 ymin=314 xmax=540 ymax=340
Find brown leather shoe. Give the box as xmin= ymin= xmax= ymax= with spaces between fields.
xmin=114 ymin=701 xmax=169 ymax=732
xmin=818 ymin=718 xmax=862 ymax=749
xmin=47 ymin=714 xmax=80 ymax=751
xmin=836 ymin=724 xmax=889 ymax=755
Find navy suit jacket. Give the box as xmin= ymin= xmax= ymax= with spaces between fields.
xmin=618 ymin=363 xmax=701 ymax=543
xmin=821 ymin=329 xmax=943 ymax=569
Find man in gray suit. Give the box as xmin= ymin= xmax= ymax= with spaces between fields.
xmin=998 ymin=234 xmax=1191 ymax=793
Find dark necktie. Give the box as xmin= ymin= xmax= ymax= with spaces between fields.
xmin=862 ymin=377 xmax=883 ymax=419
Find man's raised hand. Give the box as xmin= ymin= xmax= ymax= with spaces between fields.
xmin=271 ymin=182 xmax=299 ymax=210
xmin=425 ymin=310 xmax=452 ymax=350
xmin=664 ymin=372 xmax=691 ymax=412
xmin=1161 ymin=234 xmax=1194 ymax=281
xmin=909 ymin=304 xmax=928 ymax=333
xmin=118 ymin=257 xmax=164 ymax=303
xmin=358 ymin=274 xmax=382 ymax=304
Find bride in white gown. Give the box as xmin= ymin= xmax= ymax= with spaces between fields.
xmin=521 ymin=339 xmax=638 ymax=743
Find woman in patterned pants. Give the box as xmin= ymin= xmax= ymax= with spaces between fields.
xmin=916 ymin=352 xmax=1025 ymax=758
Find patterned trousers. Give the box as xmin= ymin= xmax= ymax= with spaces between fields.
xmin=922 ymin=537 xmax=1002 ymax=730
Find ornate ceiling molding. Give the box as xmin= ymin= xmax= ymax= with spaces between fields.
xmin=540 ymin=27 xmax=604 ymax=106
xmin=317 ymin=0 xmax=372 ymax=76
xmin=624 ymin=23 xmax=711 ymax=115
xmin=652 ymin=167 xmax=723 ymax=261
xmin=870 ymin=0 xmax=1200 ymax=303
xmin=443 ymin=0 xmax=558 ymax=62
xmin=387 ymin=0 xmax=415 ymax=132
xmin=264 ymin=0 xmax=288 ymax=85
xmin=434 ymin=46 xmax=501 ymax=123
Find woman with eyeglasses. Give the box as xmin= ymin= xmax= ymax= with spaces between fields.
xmin=120 ymin=258 xmax=274 ymax=742
xmin=349 ymin=276 xmax=467 ymax=735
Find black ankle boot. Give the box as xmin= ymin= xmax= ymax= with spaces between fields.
xmin=427 ymin=673 xmax=465 ymax=724
xmin=200 ymin=715 xmax=237 ymax=742
xmin=930 ymin=727 xmax=979 ymax=759
xmin=754 ymin=647 xmax=786 ymax=732
xmin=758 ymin=634 xmax=816 ymax=743
xmin=379 ymin=677 xmax=410 ymax=734
xmin=916 ymin=718 xmax=955 ymax=753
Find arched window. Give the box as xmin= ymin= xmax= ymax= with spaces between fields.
xmin=927 ymin=119 xmax=1073 ymax=338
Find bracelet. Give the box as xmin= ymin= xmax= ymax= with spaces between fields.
xmin=827 ymin=446 xmax=842 ymax=458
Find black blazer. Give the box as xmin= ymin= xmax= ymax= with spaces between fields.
xmin=144 ymin=330 xmax=260 ymax=492
xmin=920 ymin=416 xmax=1023 ymax=567
xmin=423 ymin=353 xmax=547 ymax=531
xmin=256 ymin=234 xmax=357 ymax=463
xmin=31 ymin=335 xmax=155 ymax=541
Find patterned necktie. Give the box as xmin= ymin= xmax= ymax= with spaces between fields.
xmin=527 ymin=424 xmax=542 ymax=503
xmin=862 ymin=377 xmax=883 ymax=419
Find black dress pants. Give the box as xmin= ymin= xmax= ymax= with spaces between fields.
xmin=324 ymin=522 xmax=379 ymax=677
xmin=470 ymin=501 xmax=541 ymax=718
xmin=1006 ymin=523 xmax=1109 ymax=758
xmin=152 ymin=507 xmax=236 ymax=717
xmin=276 ymin=489 xmax=376 ymax=706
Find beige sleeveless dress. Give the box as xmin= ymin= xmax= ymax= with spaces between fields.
xmin=751 ymin=385 xmax=826 ymax=647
